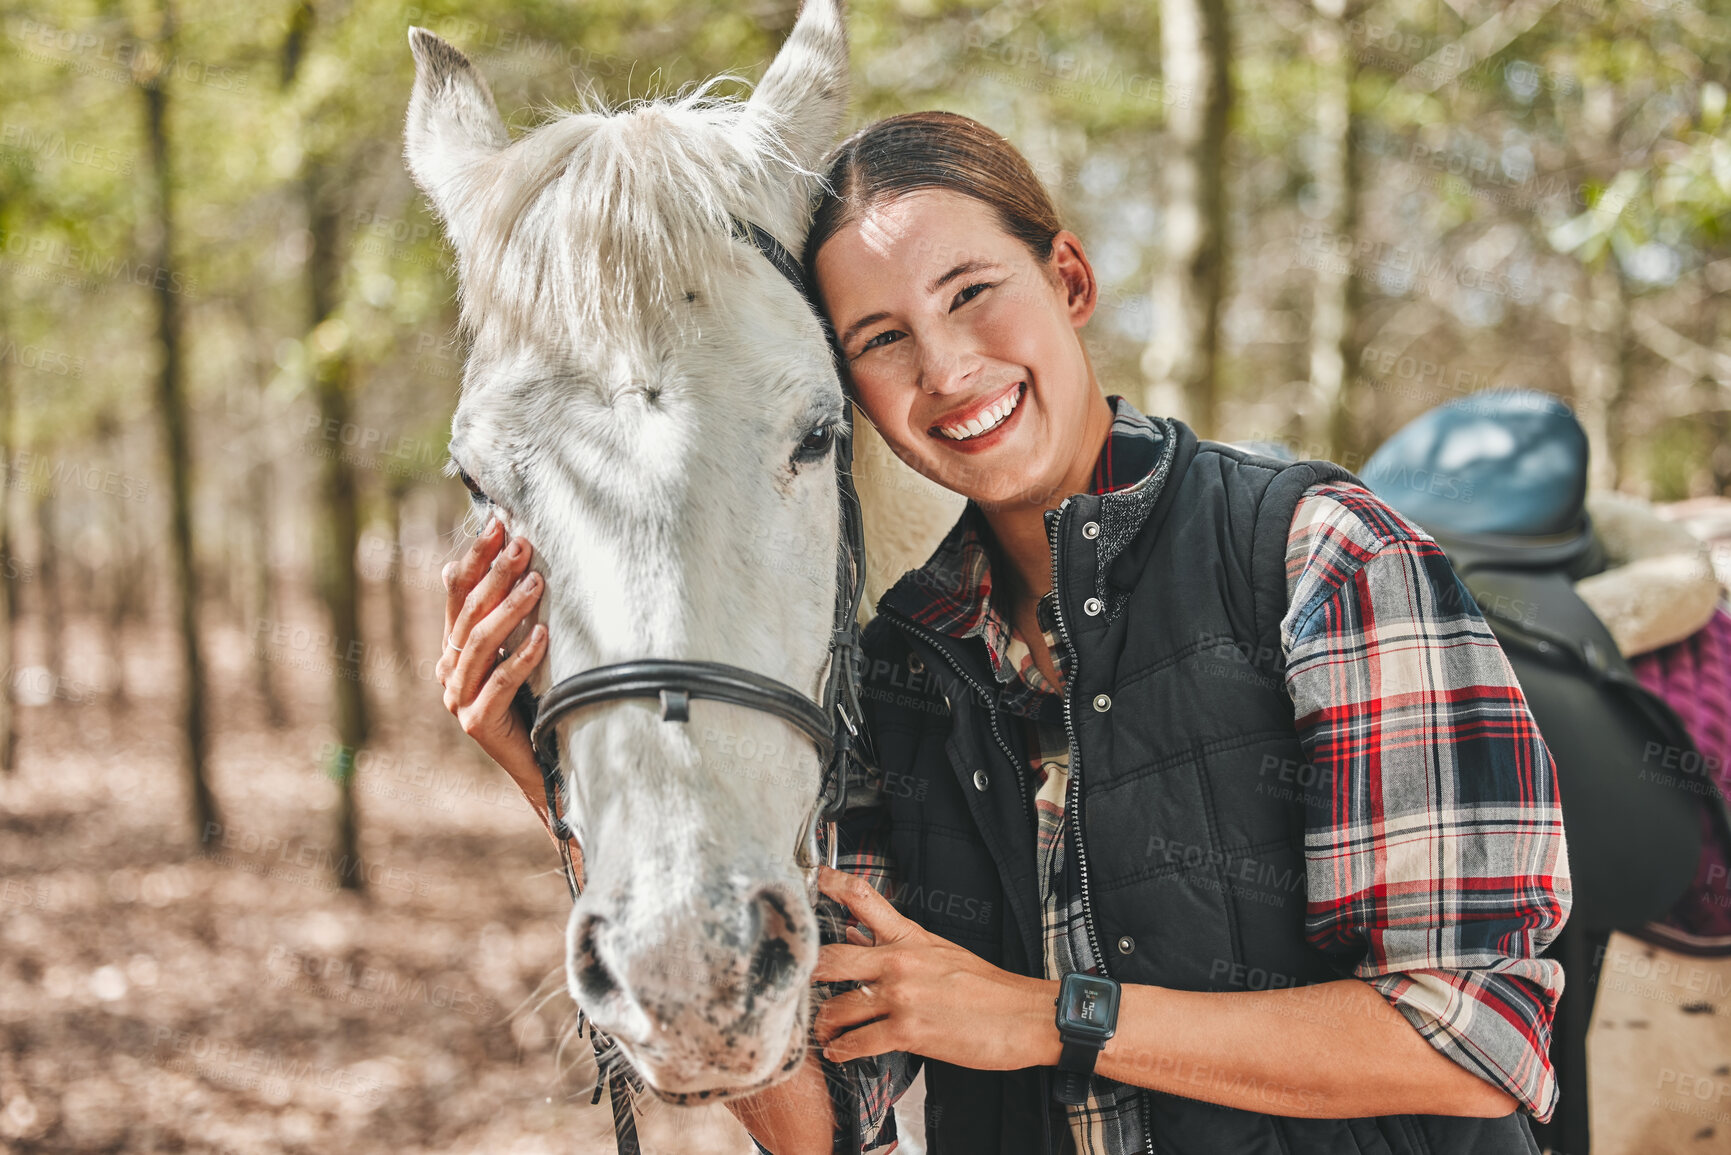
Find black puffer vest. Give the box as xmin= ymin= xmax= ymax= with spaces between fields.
xmin=854 ymin=418 xmax=1540 ymax=1155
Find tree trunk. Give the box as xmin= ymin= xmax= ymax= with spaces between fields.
xmin=140 ymin=4 xmax=220 ymax=842
xmin=1698 ymin=299 xmax=1729 ymax=495
xmin=1304 ymin=7 xmax=1363 ymax=463
xmin=1569 ymin=263 xmax=1629 ymax=493
xmin=246 ymin=456 xmax=287 ymax=727
xmin=102 ymin=494 xmax=128 ymax=710
xmin=0 ymin=277 xmax=16 ymax=771
xmin=84 ymin=412 xmax=130 ymax=710
xmin=384 ymin=478 xmax=413 ymax=712
xmin=1143 ymin=0 xmax=1232 ymax=437
xmin=283 ymin=1 xmax=367 ymax=890
xmin=33 ymin=492 xmax=62 ymax=685
xmin=306 ymin=173 xmax=368 ymax=891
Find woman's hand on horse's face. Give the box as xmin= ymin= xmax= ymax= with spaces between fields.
xmin=810 ymin=866 xmax=1060 ymax=1072
xmin=438 ymin=518 xmax=548 ymax=784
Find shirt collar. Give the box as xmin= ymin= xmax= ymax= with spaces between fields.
xmin=876 ymin=393 xmax=1169 ymax=714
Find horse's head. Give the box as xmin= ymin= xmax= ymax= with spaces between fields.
xmin=404 ymin=0 xmax=850 ymax=1100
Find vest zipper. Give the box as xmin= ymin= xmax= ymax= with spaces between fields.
xmin=1044 ymin=500 xmax=1109 ymax=981
xmin=1048 ymin=505 xmax=1157 ymax=1155
xmin=877 ymin=609 xmax=1032 ymax=834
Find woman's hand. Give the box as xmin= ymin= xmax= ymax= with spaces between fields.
xmin=811 ymin=866 xmax=1060 ymax=1071
xmin=438 ymin=518 xmax=555 ymax=832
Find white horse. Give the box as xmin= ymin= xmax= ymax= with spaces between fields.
xmin=404 ymin=0 xmax=958 ymax=1103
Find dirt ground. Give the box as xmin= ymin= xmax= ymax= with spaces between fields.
xmin=0 ymin=586 xmax=1722 ymax=1153
xmin=0 ymin=593 xmax=781 ymax=1155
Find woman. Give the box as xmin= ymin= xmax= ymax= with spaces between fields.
xmin=438 ymin=112 xmax=1569 ymax=1155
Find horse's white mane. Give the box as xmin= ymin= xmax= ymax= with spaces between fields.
xmin=452 ymin=86 xmax=821 ymax=360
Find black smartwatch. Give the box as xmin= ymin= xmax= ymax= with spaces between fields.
xmin=1052 ymin=971 xmax=1120 ymax=1105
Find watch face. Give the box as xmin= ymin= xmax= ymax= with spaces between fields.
xmin=1058 ymin=974 xmax=1119 ymax=1041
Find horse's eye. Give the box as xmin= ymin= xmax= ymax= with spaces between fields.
xmin=794 ymin=424 xmax=835 ymax=463
xmin=457 ymin=466 xmax=490 ymax=504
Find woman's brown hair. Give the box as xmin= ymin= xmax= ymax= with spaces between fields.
xmin=801 ymin=111 xmax=1065 ymax=300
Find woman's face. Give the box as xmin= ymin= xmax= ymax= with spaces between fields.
xmin=813 ymin=188 xmax=1101 ymax=511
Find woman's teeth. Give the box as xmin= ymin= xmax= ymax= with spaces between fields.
xmin=935 ymin=383 xmax=1024 ymax=441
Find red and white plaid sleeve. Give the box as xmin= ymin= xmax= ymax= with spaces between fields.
xmin=1281 ymin=482 xmax=1572 ymax=1122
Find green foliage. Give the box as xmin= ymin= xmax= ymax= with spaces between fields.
xmin=0 ymin=0 xmax=1726 ymax=566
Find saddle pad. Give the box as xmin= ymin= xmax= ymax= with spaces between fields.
xmin=1631 ymin=605 xmax=1731 ymax=955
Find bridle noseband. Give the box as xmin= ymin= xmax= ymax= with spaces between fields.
xmin=510 ymin=215 xmax=872 ymax=903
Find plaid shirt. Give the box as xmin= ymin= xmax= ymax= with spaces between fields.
xmin=827 ymin=395 xmax=1570 ymax=1152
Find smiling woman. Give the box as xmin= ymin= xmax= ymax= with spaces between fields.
xmin=719 ymin=109 xmax=1573 ymax=1155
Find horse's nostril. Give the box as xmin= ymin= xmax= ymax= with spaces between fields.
xmin=744 ymin=885 xmax=804 ymax=994
xmin=574 ymin=912 xmax=620 ymax=1001
xmin=749 ymin=934 xmax=797 ymax=993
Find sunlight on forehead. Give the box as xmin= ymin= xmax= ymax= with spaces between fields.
xmin=856 ymin=197 xmax=914 ymax=259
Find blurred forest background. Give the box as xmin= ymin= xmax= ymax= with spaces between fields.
xmin=0 ymin=0 xmax=1728 ymax=1152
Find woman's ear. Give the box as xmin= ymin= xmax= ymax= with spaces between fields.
xmin=1048 ymin=230 xmax=1099 ymax=327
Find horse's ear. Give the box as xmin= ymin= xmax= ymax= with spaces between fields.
xmin=748 ymin=0 xmax=849 ymax=178
xmin=404 ymin=27 xmax=508 ymax=250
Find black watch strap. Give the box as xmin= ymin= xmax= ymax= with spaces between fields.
xmin=1054 ymin=1039 xmax=1101 ymax=1105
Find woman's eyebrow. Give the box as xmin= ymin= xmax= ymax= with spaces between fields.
xmin=837 ymin=258 xmax=1003 ymax=349
xmin=925 ymin=257 xmax=998 ymax=294
xmin=838 ymin=310 xmax=891 ymax=350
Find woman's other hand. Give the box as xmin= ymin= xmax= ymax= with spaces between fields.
xmin=438 ymin=518 xmax=554 ymax=832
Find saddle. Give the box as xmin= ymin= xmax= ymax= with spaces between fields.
xmin=1361 ymin=390 xmax=1728 ymax=932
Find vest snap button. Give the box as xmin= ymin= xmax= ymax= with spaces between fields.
xmin=972 ymin=769 xmax=989 ymax=792
xmin=1117 ymin=935 xmax=1135 ymax=955
xmin=1083 ymin=597 xmax=1103 ymax=616
xmin=1092 ymin=693 xmax=1112 ymax=712
xmin=1082 ymin=520 xmax=1100 ymax=540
